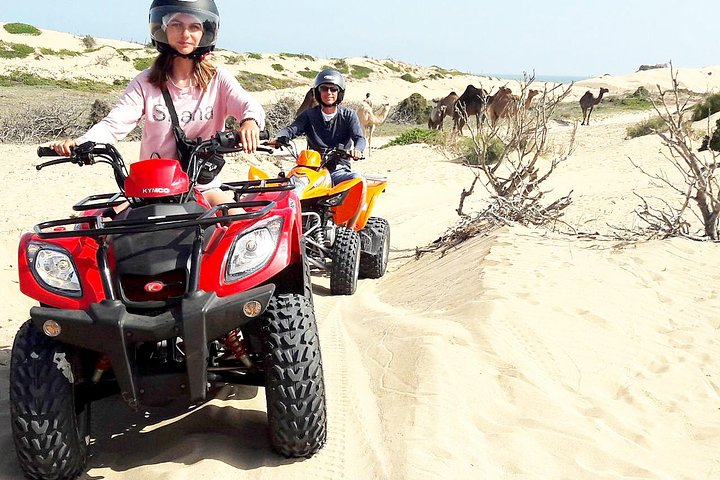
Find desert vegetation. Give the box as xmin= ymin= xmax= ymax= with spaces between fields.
xmin=630 ymin=67 xmax=720 ymax=240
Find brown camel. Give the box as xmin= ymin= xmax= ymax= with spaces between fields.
xmin=579 ymin=88 xmax=609 ymax=126
xmin=488 ymin=88 xmax=540 ymax=125
xmin=486 ymin=86 xmax=514 ymax=126
xmin=428 ymin=91 xmax=459 ymax=130
xmin=452 ymin=85 xmax=489 ymax=133
xmin=356 ymin=102 xmax=391 ymax=156
xmin=295 ymin=87 xmax=317 ymax=118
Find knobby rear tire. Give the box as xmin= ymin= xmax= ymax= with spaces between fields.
xmin=10 ymin=320 xmax=90 ymax=480
xmin=330 ymin=227 xmax=361 ymax=295
xmin=359 ymin=217 xmax=390 ymax=279
xmin=262 ymin=294 xmax=327 ymax=457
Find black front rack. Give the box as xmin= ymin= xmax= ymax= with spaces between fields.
xmin=36 ymin=178 xmax=296 ymax=240
xmin=221 ymin=177 xmax=295 ymax=196
xmin=36 ymin=200 xmax=277 ymax=239
xmin=73 ymin=192 xmax=127 ymax=212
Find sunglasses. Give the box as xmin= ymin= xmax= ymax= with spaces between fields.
xmin=319 ymin=85 xmax=339 ymax=93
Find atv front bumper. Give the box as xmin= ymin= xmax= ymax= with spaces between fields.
xmin=29 ymin=285 xmax=275 ymax=408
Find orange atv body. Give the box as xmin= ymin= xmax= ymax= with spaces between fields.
xmin=249 ymin=148 xmax=390 ymax=295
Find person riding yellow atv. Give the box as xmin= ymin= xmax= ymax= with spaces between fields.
xmin=249 ymin=141 xmax=389 ymax=295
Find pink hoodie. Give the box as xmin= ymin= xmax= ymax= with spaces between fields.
xmin=78 ymin=66 xmax=265 ymax=161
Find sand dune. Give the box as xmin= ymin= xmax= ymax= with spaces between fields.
xmin=1 ymin=24 xmax=719 ymax=480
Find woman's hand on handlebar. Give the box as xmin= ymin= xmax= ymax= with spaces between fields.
xmin=49 ymin=138 xmax=77 ymax=157
xmin=350 ymin=149 xmax=364 ymax=160
xmin=237 ymin=119 xmax=260 ymax=153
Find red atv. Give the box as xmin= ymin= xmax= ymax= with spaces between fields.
xmin=10 ymin=132 xmax=326 ymax=480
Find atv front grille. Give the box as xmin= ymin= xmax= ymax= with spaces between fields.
xmin=120 ymin=269 xmax=187 ymax=303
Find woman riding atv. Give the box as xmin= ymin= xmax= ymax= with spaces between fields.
xmin=50 ymin=0 xmax=265 ymax=209
xmin=269 ymin=69 xmax=366 ymax=185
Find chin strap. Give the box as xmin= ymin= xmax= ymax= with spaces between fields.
xmin=156 ymin=42 xmax=214 ymax=60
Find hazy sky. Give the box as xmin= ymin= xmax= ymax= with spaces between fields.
xmin=2 ymin=0 xmax=718 ymax=78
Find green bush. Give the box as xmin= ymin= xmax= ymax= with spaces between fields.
xmin=3 ymin=23 xmax=41 ymax=35
xmin=133 ymin=57 xmax=154 ymax=71
xmin=383 ymin=128 xmax=440 ymax=147
xmin=350 ymin=65 xmax=372 ymax=79
xmin=400 ymin=73 xmax=420 ymax=83
xmin=0 ymin=41 xmax=35 ymax=59
xmin=271 ymin=63 xmax=284 ymax=72
xmin=692 ymin=92 xmax=720 ymax=121
xmin=247 ymin=52 xmax=262 ymax=60
xmin=626 ymin=116 xmax=667 ymax=138
xmin=453 ymin=137 xmax=505 ymax=165
xmin=392 ymin=93 xmax=431 ymax=124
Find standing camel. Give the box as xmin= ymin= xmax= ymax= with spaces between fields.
xmin=488 ymin=88 xmax=541 ymax=126
xmin=356 ymin=102 xmax=391 ymax=156
xmin=579 ymin=88 xmax=609 ymax=126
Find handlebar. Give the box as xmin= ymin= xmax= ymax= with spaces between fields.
xmin=37 ymin=146 xmax=58 ymax=157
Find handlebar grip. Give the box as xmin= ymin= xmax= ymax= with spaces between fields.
xmin=37 ymin=146 xmax=59 ymax=157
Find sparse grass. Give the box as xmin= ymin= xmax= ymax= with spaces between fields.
xmin=271 ymin=63 xmax=284 ymax=72
xmin=247 ymin=52 xmax=262 ymax=60
xmin=39 ymin=48 xmax=82 ymax=57
xmin=224 ymin=54 xmax=244 ymax=64
xmin=333 ymin=59 xmax=349 ymax=74
xmin=383 ymin=61 xmax=402 ymax=72
xmin=0 ymin=70 xmax=121 ymax=92
xmin=298 ymin=69 xmax=317 ymax=79
xmin=431 ymin=65 xmax=466 ymax=76
xmin=235 ymin=71 xmax=302 ymax=91
xmin=350 ymin=65 xmax=372 ymax=79
xmin=3 ymin=23 xmax=41 ymax=35
xmin=280 ymin=52 xmax=315 ymax=61
xmin=400 ymin=73 xmax=420 ymax=83
xmin=626 ymin=116 xmax=668 ymax=138
xmin=133 ymin=57 xmax=154 ymax=71
xmin=0 ymin=41 xmax=35 ymax=59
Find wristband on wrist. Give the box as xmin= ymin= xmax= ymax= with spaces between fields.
xmin=239 ymin=118 xmax=259 ymax=128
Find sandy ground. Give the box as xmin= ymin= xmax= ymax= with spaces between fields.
xmin=1 ymin=24 xmax=720 ymax=480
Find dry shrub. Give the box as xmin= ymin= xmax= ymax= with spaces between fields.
xmin=264 ymin=95 xmax=300 ymax=136
xmin=0 ymin=102 xmax=86 ymax=144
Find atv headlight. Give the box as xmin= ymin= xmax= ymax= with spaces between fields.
xmin=27 ymin=242 xmax=82 ymax=296
xmin=226 ymin=216 xmax=283 ymax=281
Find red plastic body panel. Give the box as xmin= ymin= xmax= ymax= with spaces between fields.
xmin=198 ymin=189 xmax=304 ymax=297
xmin=18 ymin=232 xmax=107 ymax=310
xmin=124 ymin=158 xmax=190 ymax=198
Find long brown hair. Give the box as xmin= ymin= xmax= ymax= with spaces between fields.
xmin=148 ymin=53 xmax=216 ymax=91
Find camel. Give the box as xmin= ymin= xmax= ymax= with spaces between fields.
xmin=452 ymin=85 xmax=488 ymax=133
xmin=428 ymin=91 xmax=459 ymax=130
xmin=579 ymin=88 xmax=609 ymax=126
xmin=356 ymin=102 xmax=391 ymax=156
xmin=487 ymin=88 xmax=540 ymax=125
xmin=295 ymin=87 xmax=317 ymax=118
